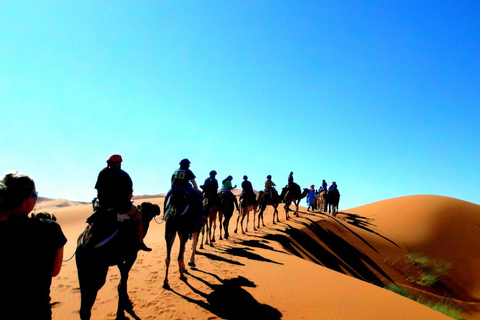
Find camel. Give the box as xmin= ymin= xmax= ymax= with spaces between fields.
xmin=257 ymin=190 xmax=280 ymax=226
xmin=317 ymin=189 xmax=327 ymax=212
xmin=162 ymin=188 xmax=204 ymax=289
xmin=280 ymin=183 xmax=309 ymax=219
xmin=217 ymin=190 xmax=239 ymax=240
xmin=326 ymin=188 xmax=340 ymax=216
xmin=234 ymin=195 xmax=258 ymax=234
xmin=75 ymin=202 xmax=160 ymax=320
xmin=200 ymin=192 xmax=219 ymax=248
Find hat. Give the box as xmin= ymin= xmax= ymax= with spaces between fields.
xmin=108 ymin=154 xmax=122 ymax=162
xmin=179 ymin=159 xmax=190 ymax=165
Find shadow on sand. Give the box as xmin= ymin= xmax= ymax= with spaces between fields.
xmin=172 ymin=270 xmax=282 ymax=320
xmin=333 ymin=211 xmax=399 ymax=248
xmin=234 ymin=237 xmax=288 ymax=255
xmin=220 ymin=245 xmax=283 ymax=265
xmin=263 ymin=213 xmax=395 ymax=286
xmin=195 ymin=250 xmax=245 ymax=266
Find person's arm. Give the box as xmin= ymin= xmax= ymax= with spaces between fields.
xmin=52 ymin=247 xmax=64 ymax=277
xmin=191 ymin=178 xmax=199 ymax=191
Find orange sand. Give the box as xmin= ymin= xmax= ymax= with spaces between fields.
xmin=41 ymin=193 xmax=479 ymax=319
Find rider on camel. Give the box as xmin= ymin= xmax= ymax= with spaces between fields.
xmin=264 ymin=175 xmax=278 ymax=201
xmin=240 ymin=175 xmax=257 ymax=206
xmin=219 ymin=175 xmax=236 ymax=200
xmin=284 ymin=171 xmax=295 ymax=192
xmin=288 ymin=172 xmax=294 ymax=186
xmin=328 ymin=181 xmax=337 ymax=192
xmin=220 ymin=175 xmax=236 ymax=191
xmin=166 ymin=158 xmax=205 ymax=217
xmin=321 ymin=179 xmax=328 ymax=192
xmin=94 ymin=154 xmax=151 ymax=252
xmin=200 ymin=170 xmax=218 ymax=199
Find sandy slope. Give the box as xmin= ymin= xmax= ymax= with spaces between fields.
xmin=43 ymin=194 xmax=478 ymax=319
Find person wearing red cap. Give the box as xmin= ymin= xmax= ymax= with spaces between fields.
xmin=95 ymin=154 xmax=132 ymax=211
xmin=94 ymin=154 xmax=151 ymax=251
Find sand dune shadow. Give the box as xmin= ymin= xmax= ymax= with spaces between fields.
xmin=264 ymin=219 xmax=393 ymax=285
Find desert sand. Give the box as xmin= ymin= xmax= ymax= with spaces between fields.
xmin=41 ymin=193 xmax=479 ymax=319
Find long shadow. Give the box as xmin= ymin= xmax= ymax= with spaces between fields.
xmin=219 ymin=245 xmax=283 ymax=265
xmin=264 ymin=219 xmax=393 ymax=285
xmin=334 ymin=212 xmax=400 ymax=248
xmin=195 ymin=250 xmax=245 ymax=266
xmin=234 ymin=238 xmax=287 ymax=255
xmin=172 ymin=270 xmax=282 ymax=320
xmin=304 ymin=218 xmax=394 ymax=283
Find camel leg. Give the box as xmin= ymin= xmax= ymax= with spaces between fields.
xmin=274 ymin=206 xmax=279 ymax=223
xmin=163 ymin=221 xmax=176 ymax=289
xmin=211 ymin=213 xmax=217 ymax=243
xmin=234 ymin=211 xmax=241 ymax=233
xmin=218 ymin=213 xmax=224 ymax=240
xmin=188 ymin=232 xmax=198 ymax=267
xmin=284 ymin=203 xmax=290 ymax=220
xmin=244 ymin=210 xmax=248 ymax=233
xmin=271 ymin=205 xmax=277 ymax=224
xmin=199 ymin=224 xmax=205 ymax=249
xmin=77 ymin=251 xmax=109 ymax=320
xmin=253 ymin=209 xmax=257 ymax=231
xmin=117 ymin=259 xmax=136 ymax=320
xmin=206 ymin=218 xmax=212 ymax=246
xmin=224 ymin=213 xmax=231 ymax=239
xmin=258 ymin=207 xmax=263 ymax=228
xmin=270 ymin=206 xmax=276 ymax=225
xmin=177 ymin=232 xmax=187 ymax=280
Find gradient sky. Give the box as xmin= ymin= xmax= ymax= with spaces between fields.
xmin=1 ymin=1 xmax=479 ymax=210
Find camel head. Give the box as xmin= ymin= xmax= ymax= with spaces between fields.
xmin=301 ymin=188 xmax=309 ymax=199
xmin=138 ymin=202 xmax=161 ymax=222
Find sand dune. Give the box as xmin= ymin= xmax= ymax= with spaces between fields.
xmin=44 ymin=194 xmax=478 ymax=319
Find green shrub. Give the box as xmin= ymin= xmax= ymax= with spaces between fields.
xmin=406 ymin=252 xmax=451 ymax=287
xmin=416 ymin=296 xmax=465 ymax=320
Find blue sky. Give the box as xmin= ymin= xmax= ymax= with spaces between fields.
xmin=1 ymin=1 xmax=479 ymax=210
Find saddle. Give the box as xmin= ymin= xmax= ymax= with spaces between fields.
xmin=80 ymin=200 xmax=135 ymax=252
xmin=240 ymin=191 xmax=257 ymax=207
xmin=165 ymin=188 xmax=204 ymax=233
xmin=203 ymin=191 xmax=219 ymax=208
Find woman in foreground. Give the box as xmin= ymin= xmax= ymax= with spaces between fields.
xmin=0 ymin=171 xmax=67 ymax=320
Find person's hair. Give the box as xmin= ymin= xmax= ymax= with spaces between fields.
xmin=0 ymin=172 xmax=36 ymax=212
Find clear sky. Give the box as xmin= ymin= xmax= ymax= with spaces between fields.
xmin=1 ymin=1 xmax=479 ymax=210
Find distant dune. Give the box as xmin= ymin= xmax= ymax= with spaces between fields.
xmin=45 ymin=194 xmax=478 ymax=319
xmin=35 ymin=197 xmax=89 ymax=210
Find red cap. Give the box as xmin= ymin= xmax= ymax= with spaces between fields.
xmin=108 ymin=154 xmax=123 ymax=162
